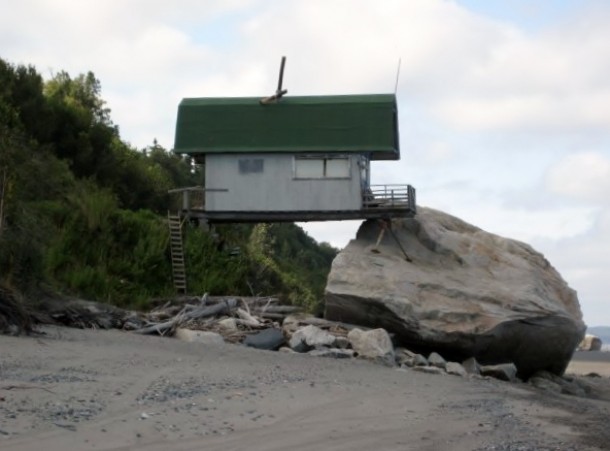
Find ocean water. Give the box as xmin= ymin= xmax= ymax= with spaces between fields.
xmin=602 ymin=344 xmax=610 ymax=352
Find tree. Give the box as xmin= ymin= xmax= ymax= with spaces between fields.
xmin=44 ymin=71 xmax=118 ymax=182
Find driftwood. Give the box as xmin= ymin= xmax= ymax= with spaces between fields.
xmin=253 ymin=305 xmax=302 ymax=314
xmin=236 ymin=308 xmax=263 ymax=328
xmin=134 ymin=298 xmax=239 ymax=335
xmin=17 ymin=289 xmax=314 ymax=345
xmin=148 ymin=295 xmax=279 ymax=309
xmin=257 ymin=312 xmax=288 ymax=320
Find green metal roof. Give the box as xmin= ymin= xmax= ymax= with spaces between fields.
xmin=173 ymin=94 xmax=400 ymax=160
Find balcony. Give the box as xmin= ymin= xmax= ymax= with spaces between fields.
xmin=169 ymin=184 xmax=416 ymax=223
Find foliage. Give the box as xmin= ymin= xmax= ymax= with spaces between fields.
xmin=245 ymin=223 xmax=334 ymax=312
xmin=0 ymin=56 xmax=338 ymax=313
xmin=45 ymin=192 xmax=175 ymax=307
xmin=0 ymin=123 xmax=74 ymax=293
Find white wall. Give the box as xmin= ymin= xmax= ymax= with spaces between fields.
xmin=205 ymin=154 xmax=362 ymax=211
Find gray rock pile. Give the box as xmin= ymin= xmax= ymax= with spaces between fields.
xmin=325 ymin=207 xmax=586 ymax=379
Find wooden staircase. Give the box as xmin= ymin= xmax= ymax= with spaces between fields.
xmin=168 ymin=213 xmax=187 ymax=294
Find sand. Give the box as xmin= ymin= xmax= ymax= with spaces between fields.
xmin=1 ymin=326 xmax=609 ymax=451
xmin=567 ymin=351 xmax=610 ymax=377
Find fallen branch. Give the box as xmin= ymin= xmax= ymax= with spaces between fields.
xmin=236 ymin=308 xmax=262 ymax=328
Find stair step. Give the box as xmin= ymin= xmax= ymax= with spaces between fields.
xmin=168 ymin=211 xmax=188 ymax=294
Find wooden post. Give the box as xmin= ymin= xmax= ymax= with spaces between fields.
xmin=182 ymin=190 xmax=190 ymax=211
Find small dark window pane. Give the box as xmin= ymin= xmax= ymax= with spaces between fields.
xmin=239 ymin=158 xmax=264 ymax=174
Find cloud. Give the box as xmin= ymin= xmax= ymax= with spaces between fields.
xmin=546 ymin=152 xmax=610 ymax=205
xmin=533 ymin=208 xmax=610 ymax=327
xmin=299 ymin=221 xmax=362 ymax=249
xmin=5 ymin=0 xmax=609 ymax=146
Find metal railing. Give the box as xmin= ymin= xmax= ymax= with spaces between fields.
xmin=362 ymin=184 xmax=416 ymax=211
xmin=168 ymin=186 xmax=228 ymax=211
xmin=169 ymin=184 xmax=416 ymax=215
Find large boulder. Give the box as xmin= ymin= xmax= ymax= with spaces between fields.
xmin=325 ymin=207 xmax=585 ymax=379
xmin=578 ymin=334 xmax=602 ymax=351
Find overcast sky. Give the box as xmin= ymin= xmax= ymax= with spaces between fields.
xmin=1 ymin=0 xmax=608 ymax=326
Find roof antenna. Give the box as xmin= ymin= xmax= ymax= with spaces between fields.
xmin=394 ymin=58 xmax=401 ymax=95
xmin=260 ymin=56 xmax=288 ymax=104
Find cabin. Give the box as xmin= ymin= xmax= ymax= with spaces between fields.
xmin=172 ymin=93 xmax=416 ymax=223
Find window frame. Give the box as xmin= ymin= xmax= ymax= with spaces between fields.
xmin=238 ymin=158 xmax=264 ymax=174
xmin=293 ymin=155 xmax=351 ymax=180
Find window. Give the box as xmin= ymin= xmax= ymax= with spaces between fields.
xmin=238 ymin=158 xmax=264 ymax=174
xmin=295 ymin=158 xmax=324 ymax=178
xmin=294 ymin=156 xmax=350 ymax=179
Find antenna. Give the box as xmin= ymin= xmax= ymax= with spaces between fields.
xmin=394 ymin=58 xmax=402 ymax=95
xmin=260 ymin=56 xmax=288 ymax=104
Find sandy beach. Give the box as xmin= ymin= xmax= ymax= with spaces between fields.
xmin=567 ymin=351 xmax=610 ymax=377
xmin=1 ymin=326 xmax=609 ymax=451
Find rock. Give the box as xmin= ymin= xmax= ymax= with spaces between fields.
xmin=428 ymin=352 xmax=447 ymax=369
xmin=529 ymin=371 xmax=588 ymax=397
xmin=289 ymin=325 xmax=336 ymax=352
xmin=529 ymin=376 xmax=562 ymax=394
xmin=347 ymin=328 xmax=394 ymax=364
xmin=398 ymin=357 xmax=414 ymax=367
xmin=325 ymin=208 xmax=585 ymax=379
xmin=396 ymin=347 xmax=417 ymax=358
xmin=395 ymin=348 xmax=417 ymax=366
xmin=446 ymin=362 xmax=468 ymax=377
xmin=462 ymin=357 xmax=481 ymax=375
xmin=413 ymin=354 xmax=428 ymax=367
xmin=578 ymin=334 xmax=602 ymax=351
xmin=480 ymin=363 xmax=518 ymax=382
xmin=174 ymin=329 xmax=224 ymax=345
xmin=218 ymin=317 xmax=239 ymax=332
xmin=278 ymin=346 xmax=297 ymax=354
xmin=413 ymin=366 xmax=444 ymax=375
xmin=308 ymin=348 xmax=355 ymax=359
xmin=334 ymin=336 xmax=350 ymax=349
xmin=243 ymin=328 xmax=285 ymax=350
xmin=289 ymin=337 xmax=310 ymax=353
xmin=282 ymin=313 xmax=316 ymax=337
